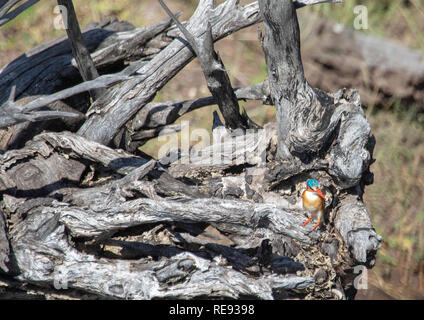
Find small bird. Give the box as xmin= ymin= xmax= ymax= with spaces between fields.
xmin=302 ymin=179 xmax=326 ymax=231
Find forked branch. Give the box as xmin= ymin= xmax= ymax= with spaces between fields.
xmin=57 ymin=0 xmax=105 ymax=100
xmin=158 ymin=0 xmax=258 ymax=131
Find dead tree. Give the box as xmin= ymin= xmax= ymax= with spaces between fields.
xmin=0 ymin=0 xmax=381 ymax=300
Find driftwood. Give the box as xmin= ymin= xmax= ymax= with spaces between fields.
xmin=0 ymin=0 xmax=382 ymax=300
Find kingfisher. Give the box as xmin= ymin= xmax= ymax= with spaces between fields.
xmin=302 ymin=179 xmax=326 ymax=231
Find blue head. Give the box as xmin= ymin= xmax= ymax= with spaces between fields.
xmin=306 ymin=179 xmax=320 ymax=189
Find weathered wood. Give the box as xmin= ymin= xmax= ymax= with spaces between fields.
xmin=159 ymin=0 xmax=258 ymax=131
xmin=260 ymin=0 xmax=336 ymax=159
xmin=168 ymin=122 xmax=275 ymax=177
xmin=0 ymin=17 xmax=172 ymax=149
xmin=9 ymin=208 xmax=314 ymax=299
xmin=78 ymin=0 xmax=262 ymax=145
xmin=0 ymin=1 xmax=339 ymax=149
xmin=57 ymin=0 xmax=104 ymax=100
xmin=0 ymin=97 xmax=86 ymax=151
xmin=1 ymin=124 xmax=379 ymax=265
xmin=0 ymin=0 xmax=21 ymax=17
xmin=0 ymin=121 xmax=377 ymax=299
xmin=123 ymin=81 xmax=270 ymax=151
xmin=0 ymin=18 xmax=162 ymax=105
xmin=1 ymin=153 xmax=319 ymax=299
xmin=0 ymin=128 xmax=324 ymax=298
xmin=294 ymin=0 xmax=341 ymax=7
xmin=0 ymin=20 xmax=121 ymax=103
xmin=78 ymin=0 xmax=339 ymax=146
xmin=54 ymin=194 xmax=320 ymax=244
xmin=0 ymin=128 xmax=345 ymax=299
xmin=0 ymin=86 xmax=80 ymax=129
xmin=258 ymin=0 xmax=374 ymax=189
xmin=252 ymin=0 xmax=381 ymax=268
xmin=0 ymin=131 xmax=202 ymax=201
xmin=0 ymin=210 xmax=9 ymax=273
xmin=8 ymin=73 xmax=130 ymax=116
xmin=130 ymin=123 xmax=186 ymax=146
xmin=335 ymin=196 xmax=382 ymax=265
xmin=167 ymin=117 xmax=381 ymax=265
xmin=0 ymin=0 xmax=383 ymax=301
xmin=89 ymin=16 xmax=173 ymax=69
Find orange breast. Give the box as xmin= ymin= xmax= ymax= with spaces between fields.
xmin=302 ymin=190 xmax=324 ymax=212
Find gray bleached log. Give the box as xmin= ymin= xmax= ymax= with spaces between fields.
xmin=53 ymin=195 xmax=320 ymax=244
xmin=259 ymin=0 xmax=338 ymax=159
xmin=0 ymin=131 xmax=201 ymax=199
xmin=0 ymin=210 xmax=10 ymax=273
xmin=78 ymin=0 xmax=262 ymax=145
xmin=0 ymin=113 xmax=376 ymax=299
xmin=334 ymin=197 xmax=382 ymax=265
xmin=0 ymin=86 xmax=80 ymax=129
xmin=0 ymin=0 xmax=382 ymax=300
xmin=9 ymin=201 xmax=314 ymax=299
xmin=0 ymin=18 xmax=169 ymax=104
xmin=57 ymin=0 xmax=105 ymax=101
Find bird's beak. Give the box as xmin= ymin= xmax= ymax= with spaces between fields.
xmin=316 ymin=188 xmax=326 ymax=200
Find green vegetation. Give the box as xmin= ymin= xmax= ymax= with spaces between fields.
xmin=306 ymin=0 xmax=424 ymax=51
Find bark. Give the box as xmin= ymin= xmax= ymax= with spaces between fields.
xmin=0 ymin=131 xmax=321 ymax=299
xmin=257 ymin=0 xmax=380 ymax=263
xmin=0 ymin=86 xmax=80 ymax=130
xmin=0 ymin=0 xmax=381 ymax=300
xmin=0 ymin=17 xmax=171 ymax=150
xmin=0 ymin=19 xmax=135 ymax=104
xmin=57 ymin=0 xmax=104 ymax=100
xmin=0 ymin=209 xmax=9 ymax=273
xmin=259 ymin=0 xmax=335 ymax=159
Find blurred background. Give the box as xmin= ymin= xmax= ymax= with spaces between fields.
xmin=0 ymin=0 xmax=423 ymax=299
